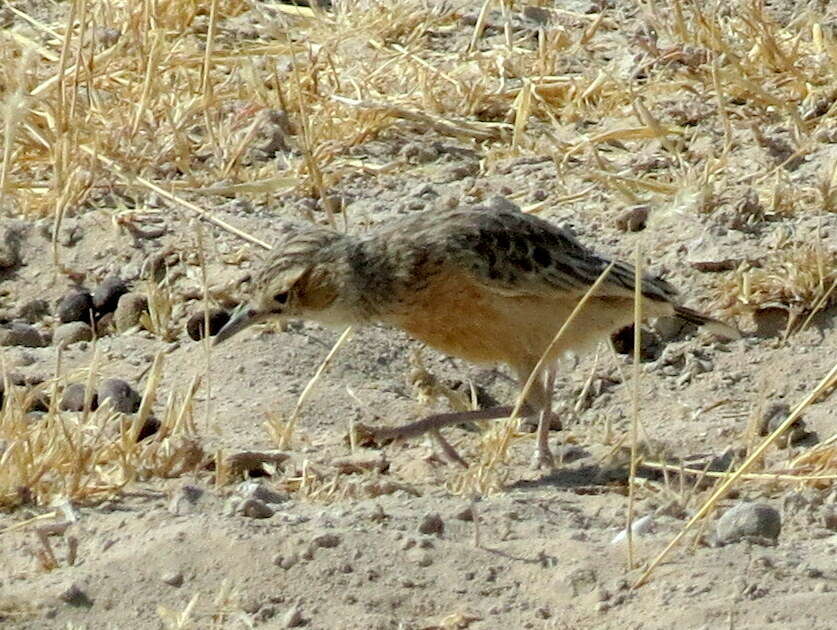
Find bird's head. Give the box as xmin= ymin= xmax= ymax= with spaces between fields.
xmin=214 ymin=226 xmax=344 ymax=345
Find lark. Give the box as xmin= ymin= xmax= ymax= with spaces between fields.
xmin=215 ymin=204 xmax=739 ymax=468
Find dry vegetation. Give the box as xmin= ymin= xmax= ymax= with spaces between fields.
xmin=1 ymin=0 xmax=836 ymax=617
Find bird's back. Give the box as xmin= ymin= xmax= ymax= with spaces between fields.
xmin=372 ymin=206 xmax=678 ymax=305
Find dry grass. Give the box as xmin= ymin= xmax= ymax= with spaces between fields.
xmin=1 ymin=0 xmax=834 ymax=219
xmin=0 ymin=353 xmax=204 ymax=511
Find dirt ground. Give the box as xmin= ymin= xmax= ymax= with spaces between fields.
xmin=1 ymin=1 xmax=836 ymax=629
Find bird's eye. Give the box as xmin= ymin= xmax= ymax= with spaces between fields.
xmin=274 ymin=292 xmax=289 ymax=305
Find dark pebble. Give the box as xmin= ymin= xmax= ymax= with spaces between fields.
xmin=18 ymin=299 xmax=50 ymax=323
xmin=92 ymin=276 xmax=128 ymax=315
xmin=186 ymin=309 xmax=230 ymax=341
xmin=716 ymin=502 xmax=781 ymax=545
xmin=58 ymin=582 xmax=92 ymax=607
xmin=418 ymin=512 xmax=444 ymax=536
xmin=60 ymin=383 xmax=98 ymax=412
xmin=53 ymin=322 xmax=94 ymax=347
xmin=97 ymin=378 xmax=141 ymax=413
xmin=0 ymin=323 xmax=46 ymax=347
xmin=760 ymin=403 xmax=809 ymax=446
xmin=114 ymin=293 xmax=148 ymax=332
xmin=137 ymin=416 xmax=160 ymax=440
xmin=615 ymin=205 xmax=649 ymax=232
xmin=57 ymin=292 xmax=94 ymax=324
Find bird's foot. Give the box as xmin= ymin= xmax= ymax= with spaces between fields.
xmin=530 ymin=445 xmax=555 ymax=470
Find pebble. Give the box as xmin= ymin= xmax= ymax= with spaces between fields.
xmin=57 ymin=291 xmax=94 ymax=324
xmin=522 ymin=5 xmax=551 ymax=24
xmin=400 ymin=141 xmax=438 ymax=163
xmin=241 ymin=498 xmax=275 ymax=519
xmin=17 ymin=299 xmax=49 ymax=323
xmin=611 ymin=515 xmax=656 ymax=544
xmin=136 ymin=416 xmax=160 ymax=440
xmin=454 ymin=506 xmax=474 ymax=522
xmin=161 ymin=571 xmax=183 ymax=587
xmin=824 ymin=505 xmax=837 ymax=531
xmin=97 ymin=378 xmax=141 ymax=413
xmin=53 ymin=322 xmax=93 ymax=347
xmin=311 ymin=532 xmax=341 ymax=549
xmin=186 ymin=309 xmax=231 ymax=341
xmin=168 ymin=484 xmax=204 ymax=515
xmin=485 ymin=195 xmax=520 ymax=213
xmin=60 ymin=383 xmax=98 ymax=412
xmin=58 ymin=582 xmax=92 ymax=607
xmin=238 ymin=481 xmax=288 ymax=504
xmin=760 ymin=403 xmax=809 ymax=446
xmin=615 ymin=205 xmax=649 ymax=232
xmin=715 ymin=502 xmax=781 ymax=545
xmin=0 ymin=323 xmax=45 ymax=347
xmin=93 ymin=276 xmax=128 ymax=315
xmin=114 ymin=293 xmax=148 ymax=332
xmin=418 ymin=512 xmax=444 ymax=536
xmin=282 ymin=604 xmax=304 ymax=628
xmin=409 ymin=549 xmax=433 ymax=567
xmin=0 ymin=224 xmax=24 ymax=268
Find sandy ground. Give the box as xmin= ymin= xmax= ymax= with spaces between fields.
xmin=1 ymin=1 xmax=836 ymax=629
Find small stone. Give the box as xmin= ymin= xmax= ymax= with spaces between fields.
xmin=485 ymin=196 xmax=520 ymax=213
xmin=400 ymin=142 xmax=438 ymax=164
xmin=136 ymin=417 xmax=160 ymax=440
xmin=186 ymin=309 xmax=231 ymax=341
xmin=97 ymin=378 xmax=141 ymax=413
xmin=18 ymin=299 xmax=49 ymax=323
xmin=223 ymin=498 xmax=241 ymax=516
xmin=750 ymin=306 xmax=788 ymax=338
xmin=686 ymin=236 xmax=743 ymax=273
xmin=161 ymin=571 xmax=183 ymax=587
xmin=760 ymin=403 xmax=808 ymax=446
xmin=58 ymin=582 xmax=92 ymax=607
xmin=282 ymin=604 xmax=304 ymax=628
xmin=454 ymin=506 xmax=474 ymax=522
xmin=823 ymin=505 xmax=837 ymax=531
xmin=241 ymin=498 xmax=274 ymax=519
xmin=60 ymin=383 xmax=98 ymax=412
xmin=610 ymin=324 xmax=660 ymax=360
xmin=95 ymin=312 xmax=115 ymax=336
xmin=523 ymin=6 xmax=551 ymax=23
xmin=53 ymin=322 xmax=93 ymax=347
xmin=273 ymin=553 xmax=299 ymax=569
xmin=311 ymin=532 xmax=341 ymax=549
xmin=114 ymin=293 xmax=148 ymax=332
xmin=238 ymin=481 xmax=288 ymax=504
xmin=168 ymin=484 xmax=204 ymax=515
xmin=409 ymin=549 xmax=433 ymax=567
xmin=57 ymin=292 xmax=94 ymax=324
xmin=418 ymin=512 xmax=444 ymax=536
xmin=716 ymin=502 xmax=781 ymax=545
xmin=0 ymin=323 xmax=45 ymax=347
xmin=611 ymin=515 xmax=656 ymax=544
xmin=93 ymin=276 xmax=128 ymax=315
xmin=0 ymin=225 xmax=23 ymax=268
xmin=615 ymin=205 xmax=649 ymax=232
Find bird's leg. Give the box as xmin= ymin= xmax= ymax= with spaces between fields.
xmin=530 ymin=368 xmax=559 ymax=470
xmin=355 ymin=405 xmax=529 ymax=443
xmin=428 ymin=429 xmax=469 ymax=468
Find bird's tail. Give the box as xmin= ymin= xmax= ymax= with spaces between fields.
xmin=674 ymin=305 xmax=741 ymax=340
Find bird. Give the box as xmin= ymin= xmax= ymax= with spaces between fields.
xmin=214 ymin=203 xmax=739 ymax=469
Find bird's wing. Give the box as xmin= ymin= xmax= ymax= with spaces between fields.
xmin=423 ymin=208 xmax=678 ymax=304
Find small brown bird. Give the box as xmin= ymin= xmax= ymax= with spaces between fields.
xmin=215 ymin=204 xmax=739 ymax=468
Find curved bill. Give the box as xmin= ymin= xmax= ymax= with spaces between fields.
xmin=213 ymin=304 xmax=262 ymax=345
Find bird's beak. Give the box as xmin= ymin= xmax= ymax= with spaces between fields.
xmin=213 ymin=304 xmax=262 ymax=346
